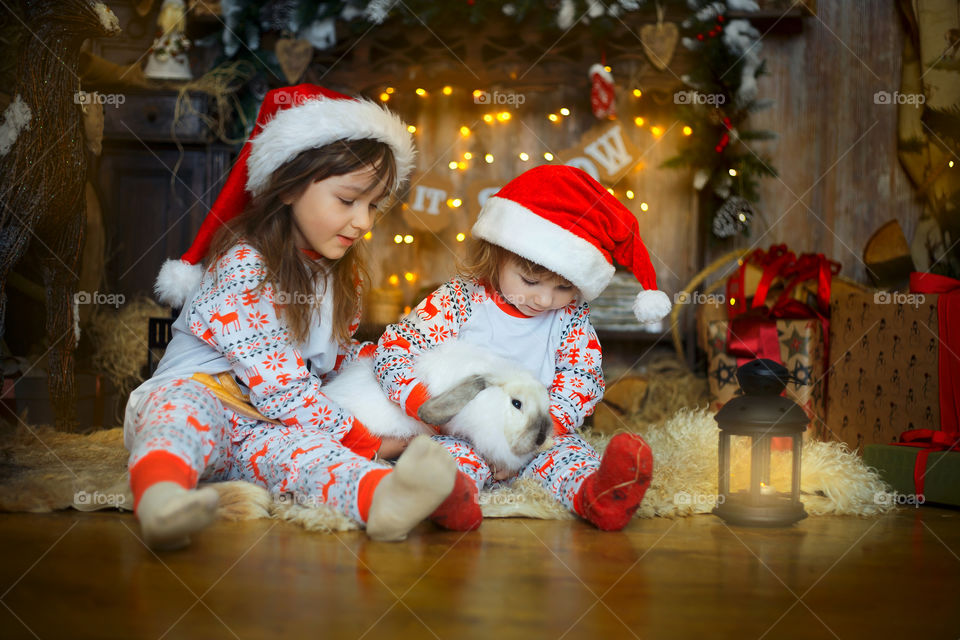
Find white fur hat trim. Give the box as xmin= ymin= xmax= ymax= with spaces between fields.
xmin=246 ymin=97 xmax=416 ymax=195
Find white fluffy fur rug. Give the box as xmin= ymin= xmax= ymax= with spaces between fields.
xmin=0 ymin=408 xmax=895 ymax=533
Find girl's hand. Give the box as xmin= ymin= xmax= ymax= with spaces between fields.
xmin=491 ymin=466 xmax=513 ymax=481
xmin=377 ymin=436 xmax=411 ymax=460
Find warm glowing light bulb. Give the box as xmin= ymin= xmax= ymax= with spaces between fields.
xmin=483 ymin=113 xmax=495 ymax=123
xmin=407 ymin=125 xmax=417 ymax=133
xmin=560 ymin=107 xmax=570 ymax=116
xmin=497 ymin=111 xmax=511 ymax=121
xmin=729 ymin=297 xmax=737 ymax=306
xmin=456 ymin=233 xmax=466 ymax=242
xmin=607 ymin=188 xmax=614 ymax=195
xmin=404 ymin=272 xmax=415 ymax=282
xmin=415 ymin=88 xmax=427 ymax=97
xmin=604 ymin=65 xmax=611 ymax=72
xmin=460 ymin=126 xmax=471 ymax=137
xmin=650 ymin=126 xmax=663 ymax=137
xmin=393 ymin=234 xmax=403 ymax=244
xmin=548 ymin=113 xmax=560 ymax=122
xmin=403 ymin=235 xmax=413 ymax=244
xmin=738 ymin=213 xmax=747 ymax=222
xmin=729 ymin=169 xmax=738 ymax=176
xmin=626 ymin=190 xmax=635 ymax=199
xmin=950 ymin=160 xmax=956 ymax=168
xmin=543 ymin=152 xmax=554 ymax=161
xmin=449 ymin=161 xmax=458 ymax=170
xmin=363 ymin=231 xmax=372 ymax=240
xmin=472 ymin=89 xmax=483 ymax=98
xmin=519 ymin=152 xmax=529 ymax=161
xmin=386 ymin=87 xmax=395 ymax=94
xmin=634 ymin=116 xmax=645 ymax=127
xmin=484 ymin=153 xmax=494 ymax=163
xmin=640 ymin=202 xmax=649 ymax=211
xmin=452 ymin=198 xmax=462 ymax=207
xmin=633 ymin=89 xmax=642 ymax=98
xmin=463 ymin=152 xmax=472 ymax=160
xmin=682 ymin=126 xmax=693 ymax=136
xmin=442 ymin=86 xmax=452 ymax=95
xmin=389 ymin=274 xmax=399 ymax=285
xmin=457 ymin=161 xmax=467 ymax=170
xmin=379 ymin=92 xmax=390 ymax=102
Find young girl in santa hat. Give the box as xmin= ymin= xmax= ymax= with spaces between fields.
xmin=375 ymin=164 xmax=672 ymax=531
xmin=124 ymin=84 xmax=473 ymax=548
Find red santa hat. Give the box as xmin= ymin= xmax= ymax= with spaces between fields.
xmin=471 ymin=164 xmax=671 ymax=323
xmin=154 ymin=83 xmax=416 ymax=307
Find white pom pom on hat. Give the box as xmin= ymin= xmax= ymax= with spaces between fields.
xmin=471 ymin=164 xmax=671 ymax=323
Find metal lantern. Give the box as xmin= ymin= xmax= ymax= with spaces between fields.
xmin=713 ymin=359 xmax=808 ymax=527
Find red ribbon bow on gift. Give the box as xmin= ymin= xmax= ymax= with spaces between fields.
xmin=725 ymin=245 xmax=840 ymax=363
xmin=891 ymin=272 xmax=960 ymax=498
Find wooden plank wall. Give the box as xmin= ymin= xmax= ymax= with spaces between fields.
xmin=717 ymin=0 xmax=923 ymax=284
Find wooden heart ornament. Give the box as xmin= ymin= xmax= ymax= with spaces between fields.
xmin=275 ymin=37 xmax=313 ymax=84
xmin=640 ymin=22 xmax=679 ymax=70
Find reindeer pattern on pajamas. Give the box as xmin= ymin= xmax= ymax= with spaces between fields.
xmin=374 ymin=277 xmax=607 ymax=510
xmin=124 ymin=242 xmax=383 ymax=521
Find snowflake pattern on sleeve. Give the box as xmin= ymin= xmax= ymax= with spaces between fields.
xmin=373 ymin=278 xmax=473 ymax=409
xmin=186 ymin=243 xmax=361 ymax=439
xmin=550 ymin=303 xmax=604 ymax=434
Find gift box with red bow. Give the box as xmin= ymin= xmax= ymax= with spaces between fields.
xmin=701 ymin=245 xmax=839 ymax=440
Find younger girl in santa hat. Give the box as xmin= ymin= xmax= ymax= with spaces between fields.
xmin=124 ymin=84 xmax=473 ymax=548
xmin=374 ymin=164 xmax=672 ymax=531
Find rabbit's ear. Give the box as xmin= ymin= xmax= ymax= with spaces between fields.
xmin=418 ymin=375 xmax=487 ymax=425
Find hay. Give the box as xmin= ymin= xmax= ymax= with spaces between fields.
xmin=630 ymin=353 xmax=711 ymax=427
xmin=86 ymin=296 xmax=166 ymax=395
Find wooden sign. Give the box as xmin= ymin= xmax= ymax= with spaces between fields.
xmin=558 ymin=121 xmax=640 ymax=184
xmin=403 ymin=171 xmax=455 ymax=232
xmin=464 ymin=178 xmax=504 ymax=225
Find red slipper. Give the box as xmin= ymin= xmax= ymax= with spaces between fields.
xmin=575 ymin=433 xmax=653 ymax=531
xmin=430 ymin=471 xmax=483 ymax=531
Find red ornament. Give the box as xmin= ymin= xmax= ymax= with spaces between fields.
xmin=589 ymin=64 xmax=616 ymax=119
xmin=697 ymin=33 xmax=705 ymax=41
xmin=718 ymin=14 xmax=725 ymax=22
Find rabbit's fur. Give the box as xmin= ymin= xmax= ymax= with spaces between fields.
xmin=323 ymin=341 xmax=553 ymax=474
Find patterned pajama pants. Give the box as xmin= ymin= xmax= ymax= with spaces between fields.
xmin=127 ymin=379 xmax=386 ymax=523
xmin=432 ymin=432 xmax=601 ymax=512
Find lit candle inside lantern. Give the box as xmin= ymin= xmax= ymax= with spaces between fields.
xmin=760 ymin=482 xmax=776 ymax=496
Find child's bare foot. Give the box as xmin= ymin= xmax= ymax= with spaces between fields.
xmin=366 ymin=436 xmax=456 ymax=541
xmin=575 ymin=433 xmax=653 ymax=531
xmin=137 ymin=482 xmax=219 ymax=550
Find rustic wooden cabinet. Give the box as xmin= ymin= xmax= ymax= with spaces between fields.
xmin=96 ymin=89 xmax=233 ymax=300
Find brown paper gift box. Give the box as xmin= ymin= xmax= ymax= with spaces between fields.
xmin=704 ymin=318 xmax=826 ymax=440
xmin=825 ymin=285 xmax=940 ymax=452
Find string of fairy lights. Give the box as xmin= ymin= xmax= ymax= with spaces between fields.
xmin=376 ymin=75 xmax=696 ymax=219
xmin=369 ymin=74 xmax=696 ymax=300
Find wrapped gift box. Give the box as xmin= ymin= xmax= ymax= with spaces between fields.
xmin=863 ymin=444 xmax=960 ymax=506
xmin=825 ymin=284 xmax=940 ymax=452
xmin=705 ymin=318 xmax=826 ymax=436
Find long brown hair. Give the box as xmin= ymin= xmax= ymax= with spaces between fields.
xmin=207 ymin=139 xmax=398 ymax=344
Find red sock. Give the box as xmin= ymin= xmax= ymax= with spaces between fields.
xmin=129 ymin=451 xmax=198 ymax=513
xmin=575 ymin=433 xmax=653 ymax=531
xmin=430 ymin=471 xmax=482 ymax=531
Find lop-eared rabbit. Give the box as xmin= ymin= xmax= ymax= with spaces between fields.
xmin=323 ymin=341 xmax=553 ymax=474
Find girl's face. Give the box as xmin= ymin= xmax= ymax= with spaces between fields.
xmin=286 ymin=166 xmax=386 ymax=260
xmin=497 ymin=259 xmax=577 ymax=317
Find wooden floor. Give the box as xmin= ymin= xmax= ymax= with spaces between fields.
xmin=1 ymin=507 xmax=959 ymax=639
